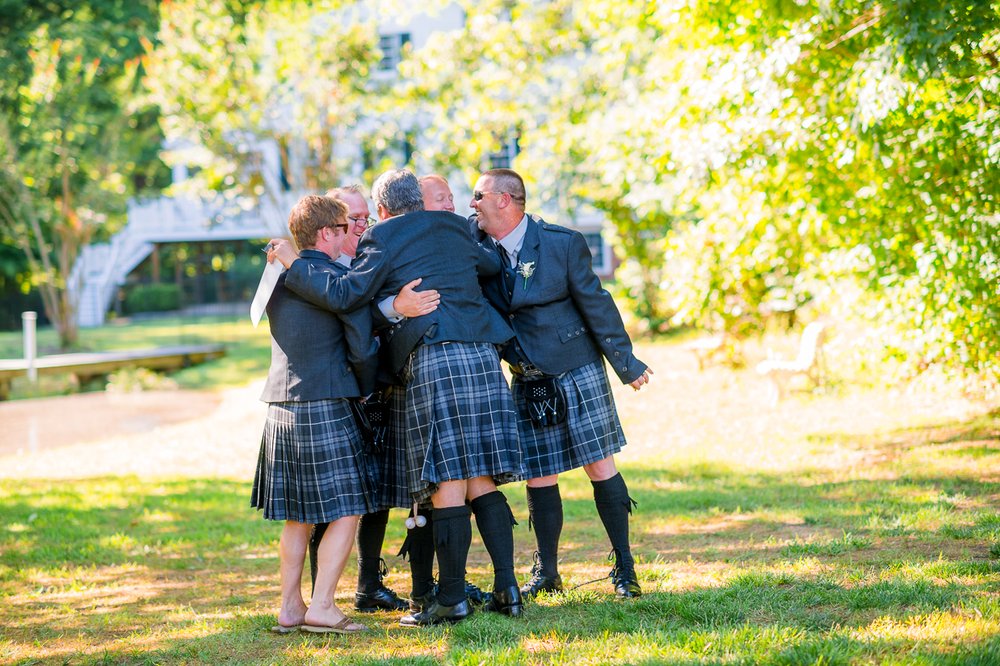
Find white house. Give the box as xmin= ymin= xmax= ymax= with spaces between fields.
xmin=70 ymin=3 xmax=614 ymax=327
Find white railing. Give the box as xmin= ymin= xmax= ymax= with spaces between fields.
xmin=70 ymin=192 xmax=294 ymax=327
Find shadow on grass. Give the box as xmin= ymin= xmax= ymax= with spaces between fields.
xmin=15 ymin=576 xmax=997 ymax=665
xmin=1 ymin=410 xmax=998 ymax=663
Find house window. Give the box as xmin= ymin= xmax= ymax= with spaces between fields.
xmin=582 ymin=231 xmax=612 ymax=275
xmin=378 ymin=33 xmax=411 ymax=72
xmin=488 ymin=135 xmax=520 ymax=169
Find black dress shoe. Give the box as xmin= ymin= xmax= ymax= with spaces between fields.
xmin=610 ymin=563 xmax=642 ymax=598
xmin=465 ymin=582 xmax=491 ymax=606
xmin=519 ymin=572 xmax=563 ymax=599
xmin=400 ymin=599 xmax=473 ymax=626
xmin=431 ymin=581 xmax=492 ymax=606
xmin=484 ymin=585 xmax=524 ymax=617
xmin=355 ymin=585 xmax=408 ymax=612
xmin=520 ymin=552 xmax=564 ymax=599
xmin=408 ymin=591 xmax=435 ymax=613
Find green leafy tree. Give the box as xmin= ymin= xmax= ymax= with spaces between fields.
xmin=0 ymin=2 xmax=166 ymax=346
xmin=141 ymin=0 xmax=382 ymax=222
xmin=400 ymin=0 xmax=999 ymax=380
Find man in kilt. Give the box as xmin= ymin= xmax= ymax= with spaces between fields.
xmin=251 ymin=195 xmax=379 ymax=634
xmin=470 ymin=168 xmax=653 ymax=599
xmin=307 ymin=184 xmax=438 ymax=614
xmin=268 ymin=169 xmax=526 ymax=625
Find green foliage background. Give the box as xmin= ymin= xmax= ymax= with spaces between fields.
xmin=1 ymin=0 xmax=996 ymax=382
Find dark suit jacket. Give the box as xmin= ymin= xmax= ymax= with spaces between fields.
xmin=260 ymin=249 xmax=378 ymax=401
xmin=284 ymin=210 xmax=512 ymax=374
xmin=474 ymin=214 xmax=647 ymax=384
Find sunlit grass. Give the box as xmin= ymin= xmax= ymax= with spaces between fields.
xmin=0 ymin=314 xmax=271 ymax=398
xmin=2 ymin=439 xmax=998 ymax=664
xmin=1 ymin=331 xmax=999 ymax=663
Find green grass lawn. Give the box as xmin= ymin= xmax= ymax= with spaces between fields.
xmin=2 ymin=418 xmax=998 ymax=664
xmin=1 ymin=326 xmax=998 ymax=664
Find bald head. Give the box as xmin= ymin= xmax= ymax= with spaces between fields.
xmin=419 ymin=174 xmax=455 ymax=213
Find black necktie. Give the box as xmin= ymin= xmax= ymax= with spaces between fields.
xmin=496 ymin=242 xmax=515 ymax=296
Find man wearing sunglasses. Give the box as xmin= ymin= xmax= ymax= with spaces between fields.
xmin=268 ymin=169 xmax=525 ymax=625
xmin=470 ymin=168 xmax=653 ymax=600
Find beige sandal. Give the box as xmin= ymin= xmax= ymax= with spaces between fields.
xmin=301 ymin=617 xmax=369 ymax=634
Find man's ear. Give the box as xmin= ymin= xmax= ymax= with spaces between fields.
xmin=377 ymin=203 xmax=390 ymax=220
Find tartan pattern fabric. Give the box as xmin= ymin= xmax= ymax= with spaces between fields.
xmin=251 ymin=398 xmax=376 ymax=522
xmin=401 ymin=342 xmax=523 ymax=503
xmin=364 ymin=385 xmax=412 ymax=511
xmin=511 ymin=360 xmax=627 ymax=479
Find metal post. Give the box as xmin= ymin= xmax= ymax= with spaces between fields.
xmin=22 ymin=311 xmax=37 ymax=383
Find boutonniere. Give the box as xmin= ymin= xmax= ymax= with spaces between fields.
xmin=516 ymin=261 xmax=535 ymax=288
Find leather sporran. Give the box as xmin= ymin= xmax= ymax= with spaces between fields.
xmin=350 ymin=395 xmax=390 ymax=453
xmin=521 ymin=375 xmax=567 ymax=427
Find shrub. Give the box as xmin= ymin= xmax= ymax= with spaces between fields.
xmin=124 ymin=283 xmax=181 ymax=314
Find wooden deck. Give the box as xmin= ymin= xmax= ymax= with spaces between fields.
xmin=0 ymin=344 xmax=226 ymax=400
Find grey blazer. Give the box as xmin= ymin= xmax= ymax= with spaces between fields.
xmin=260 ymin=249 xmax=378 ymax=402
xmin=475 ymin=214 xmax=647 ymax=384
xmin=284 ymin=210 xmax=512 ymax=374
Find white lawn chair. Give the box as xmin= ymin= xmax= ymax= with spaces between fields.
xmin=756 ymin=321 xmax=827 ymax=404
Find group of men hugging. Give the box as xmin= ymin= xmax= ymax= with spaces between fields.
xmin=252 ymin=167 xmax=653 ymax=634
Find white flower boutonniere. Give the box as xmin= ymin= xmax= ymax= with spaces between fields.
xmin=516 ymin=261 xmax=535 ymax=289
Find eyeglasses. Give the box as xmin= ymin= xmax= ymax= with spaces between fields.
xmin=473 ymin=190 xmax=524 ymax=202
xmin=348 ymin=215 xmax=374 ymax=227
xmin=331 ymin=223 xmax=349 ymax=232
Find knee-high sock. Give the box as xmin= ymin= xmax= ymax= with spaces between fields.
xmin=308 ymin=522 xmax=328 ymax=593
xmin=432 ymin=505 xmax=471 ymax=606
xmin=526 ymin=484 xmax=563 ymax=578
xmin=398 ymin=506 xmax=435 ymax=598
xmin=470 ymin=490 xmax=518 ymax=590
xmin=356 ymin=509 xmax=390 ymax=593
xmin=592 ymin=473 xmax=636 ymax=567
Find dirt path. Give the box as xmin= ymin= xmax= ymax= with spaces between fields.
xmin=0 ymin=344 xmax=993 ymax=481
xmin=0 ymin=382 xmax=265 ymax=480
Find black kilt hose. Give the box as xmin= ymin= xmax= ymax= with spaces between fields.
xmin=363 ymin=385 xmax=412 ymax=511
xmin=252 ymin=399 xmax=376 ymax=523
xmin=401 ymin=341 xmax=523 ymax=503
xmin=511 ymin=360 xmax=627 ymax=479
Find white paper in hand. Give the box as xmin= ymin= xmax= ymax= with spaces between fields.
xmin=250 ymin=259 xmax=285 ymax=327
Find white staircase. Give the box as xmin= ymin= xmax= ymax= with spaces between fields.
xmin=70 ymin=192 xmax=296 ymax=327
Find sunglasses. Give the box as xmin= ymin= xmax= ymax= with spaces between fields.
xmin=473 ymin=190 xmax=503 ymax=201
xmin=473 ymin=190 xmax=524 ymax=202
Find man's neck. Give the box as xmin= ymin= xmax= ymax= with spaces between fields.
xmin=492 ymin=213 xmax=527 ymax=242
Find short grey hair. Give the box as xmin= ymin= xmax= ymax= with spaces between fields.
xmin=371 ymin=169 xmax=424 ymax=216
xmin=325 ymin=184 xmax=365 ymax=201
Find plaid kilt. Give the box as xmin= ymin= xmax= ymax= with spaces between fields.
xmin=251 ymin=399 xmax=376 ymax=523
xmin=402 ymin=342 xmax=523 ymax=503
xmin=362 ymin=386 xmax=412 ymax=511
xmin=511 ymin=360 xmax=626 ymax=479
